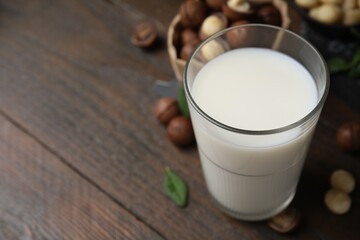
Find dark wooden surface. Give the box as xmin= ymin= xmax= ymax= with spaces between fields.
xmin=0 ymin=0 xmax=359 ymax=239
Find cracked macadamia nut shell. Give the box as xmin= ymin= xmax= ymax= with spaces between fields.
xmin=222 ymin=0 xmax=254 ymax=21
xmin=131 ymin=22 xmax=158 ymax=48
xmin=267 ymin=207 xmax=301 ymax=233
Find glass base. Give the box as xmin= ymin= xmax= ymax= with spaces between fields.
xmin=210 ymin=190 xmax=296 ymax=221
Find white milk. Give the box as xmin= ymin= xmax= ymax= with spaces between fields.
xmin=189 ymin=48 xmax=319 ymax=220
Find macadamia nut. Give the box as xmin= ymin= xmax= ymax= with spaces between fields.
xmin=295 ymin=0 xmax=319 ymax=9
xmin=309 ymin=4 xmax=342 ymax=24
xmin=330 ymin=169 xmax=356 ymax=193
xmin=201 ymin=15 xmax=226 ymax=38
xmin=267 ymin=207 xmax=301 ymax=233
xmin=343 ymin=9 xmax=360 ymax=25
xmin=201 ymin=40 xmax=225 ymax=61
xmin=227 ymin=0 xmax=251 ymax=12
xmin=324 ymin=189 xmax=351 ymax=215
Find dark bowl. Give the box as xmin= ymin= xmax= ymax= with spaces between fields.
xmin=290 ymin=1 xmax=360 ymax=39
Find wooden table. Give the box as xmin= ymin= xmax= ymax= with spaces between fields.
xmin=0 ymin=0 xmax=359 ymax=239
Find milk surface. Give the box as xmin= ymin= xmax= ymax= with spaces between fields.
xmin=189 ymin=48 xmax=319 ymax=220
xmin=192 ymin=48 xmax=318 ymax=131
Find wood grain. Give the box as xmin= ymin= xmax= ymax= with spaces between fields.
xmin=0 ymin=114 xmax=163 ymax=240
xmin=0 ymin=0 xmax=359 ymax=239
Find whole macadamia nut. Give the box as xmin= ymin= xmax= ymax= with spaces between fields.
xmin=257 ymin=4 xmax=282 ymax=26
xmin=181 ymin=28 xmax=199 ymax=45
xmin=206 ymin=0 xmax=227 ymax=10
xmin=167 ymin=116 xmax=195 ymax=147
xmin=324 ymin=189 xmax=351 ymax=215
xmin=336 ymin=122 xmax=360 ymax=152
xmin=330 ymin=169 xmax=356 ymax=193
xmin=180 ymin=40 xmax=199 ymax=60
xmin=226 ymin=20 xmax=251 ymax=48
xmin=180 ymin=0 xmax=208 ymax=28
xmin=309 ymin=4 xmax=342 ymax=24
xmin=154 ymin=97 xmax=180 ymax=125
xmin=295 ymin=0 xmax=320 ymax=9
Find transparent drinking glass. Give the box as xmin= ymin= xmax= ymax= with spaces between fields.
xmin=184 ymin=24 xmax=329 ymax=221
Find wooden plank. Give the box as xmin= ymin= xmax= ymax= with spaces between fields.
xmin=0 ymin=114 xmax=163 ymax=239
xmin=0 ymin=0 xmax=359 ymax=239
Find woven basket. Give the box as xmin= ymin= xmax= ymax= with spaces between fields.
xmin=167 ymin=0 xmax=300 ymax=81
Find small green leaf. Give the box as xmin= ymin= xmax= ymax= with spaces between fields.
xmin=349 ymin=49 xmax=360 ymax=68
xmin=327 ymin=57 xmax=350 ymax=74
xmin=178 ymin=84 xmax=190 ymax=117
xmin=163 ymin=167 xmax=188 ymax=207
xmin=349 ymin=62 xmax=360 ymax=78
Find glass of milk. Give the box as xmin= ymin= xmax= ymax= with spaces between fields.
xmin=184 ymin=24 xmax=329 ymax=221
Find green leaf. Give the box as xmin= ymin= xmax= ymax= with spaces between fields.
xmin=349 ymin=62 xmax=360 ymax=78
xmin=178 ymin=84 xmax=190 ymax=117
xmin=163 ymin=167 xmax=188 ymax=207
xmin=327 ymin=57 xmax=350 ymax=74
xmin=349 ymin=49 xmax=360 ymax=68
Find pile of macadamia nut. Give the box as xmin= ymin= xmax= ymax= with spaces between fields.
xmin=295 ymin=0 xmax=360 ymax=26
xmin=154 ymin=97 xmax=195 ymax=148
xmin=325 ymin=169 xmax=356 ymax=214
xmin=176 ymin=0 xmax=283 ymax=61
xmin=324 ymin=121 xmax=360 ymax=215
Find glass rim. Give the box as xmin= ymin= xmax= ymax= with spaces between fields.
xmin=183 ymin=24 xmax=330 ymax=135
